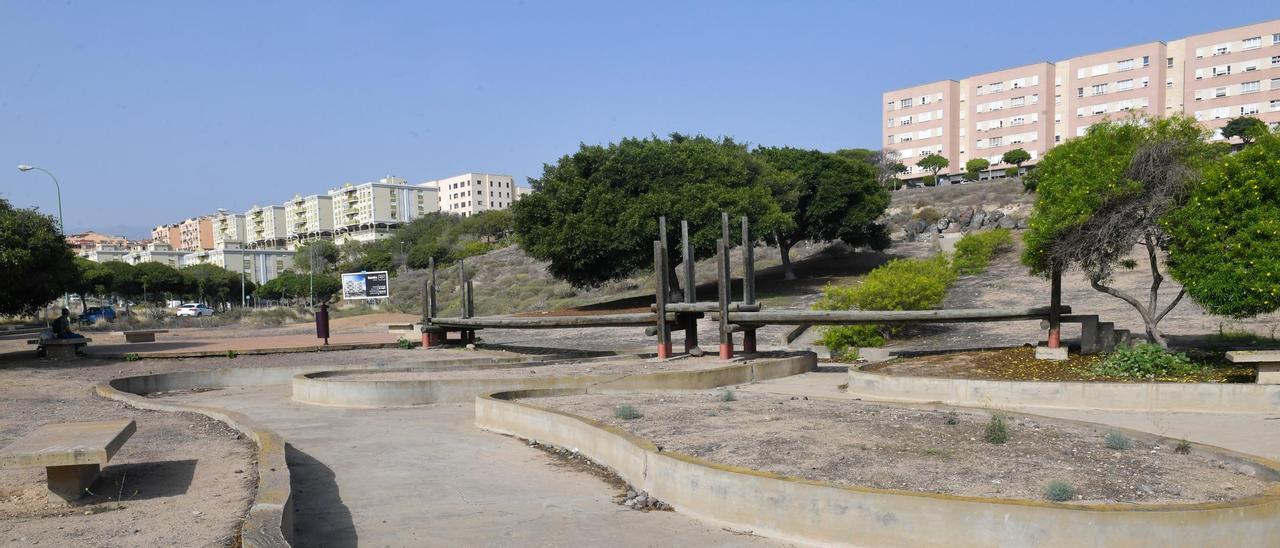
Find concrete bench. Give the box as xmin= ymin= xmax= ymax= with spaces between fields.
xmin=386 ymin=323 xmax=417 ymax=333
xmin=1039 ymin=315 xmax=1121 ymax=355
xmin=123 ymin=329 xmax=169 ymax=343
xmin=27 ymin=338 xmax=93 ymax=358
xmin=0 ymin=420 xmax=136 ymax=504
xmin=1226 ymin=351 xmax=1280 ymax=384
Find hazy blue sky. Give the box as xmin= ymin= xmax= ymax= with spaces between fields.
xmin=2 ymin=1 xmax=1274 ymax=236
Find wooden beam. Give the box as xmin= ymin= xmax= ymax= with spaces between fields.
xmin=720 ymin=306 xmax=1071 ymax=326
xmin=431 ymin=313 xmax=670 ymax=329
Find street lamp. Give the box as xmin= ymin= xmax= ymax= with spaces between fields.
xmin=18 ymin=164 xmax=68 ymax=309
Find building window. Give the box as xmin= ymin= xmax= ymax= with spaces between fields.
xmin=900 ymin=98 xmax=913 ymax=108
xmin=1272 ymin=55 xmax=1280 ymax=66
xmin=1117 ymin=79 xmax=1134 ymax=91
xmin=1117 ymin=58 xmax=1134 ymax=71
xmin=1274 ymin=33 xmax=1280 ymax=45
xmin=1076 ymin=87 xmax=1084 ymax=98
xmin=1167 ymin=57 xmax=1174 ymax=68
xmin=1212 ymin=65 xmax=1231 ymax=77
xmin=989 ymin=137 xmax=1002 ymax=147
xmin=1243 ymin=36 xmax=1261 ymax=50
xmin=1011 ymin=96 xmax=1025 ymax=107
xmin=1215 ymin=87 xmax=1227 ymax=98
xmin=1213 ymin=44 xmax=1230 ymax=56
xmin=1242 ymin=81 xmax=1260 ymax=94
xmin=886 ymin=101 xmax=895 ymax=111
xmin=1241 ymin=104 xmax=1260 ymax=116
xmin=1055 ymin=135 xmax=1061 ymax=143
xmin=1092 ymin=83 xmax=1107 ymax=96
xmin=1140 ymin=77 xmax=1149 ymax=88
xmin=1166 ymin=78 xmax=1173 ymax=89
xmin=1270 ymin=99 xmax=1280 ymax=112
xmin=1142 ymin=56 xmax=1149 ymax=67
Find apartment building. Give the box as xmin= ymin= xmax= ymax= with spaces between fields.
xmin=329 ymin=176 xmax=441 ymax=245
xmin=181 ymin=245 xmax=294 ymax=285
xmin=83 ymin=243 xmax=130 ymax=263
xmin=283 ymin=194 xmax=334 ymax=248
xmin=66 ymin=231 xmax=128 ymax=256
xmin=883 ymin=18 xmax=1280 ymax=182
xmin=212 ymin=210 xmax=247 ymax=247
xmin=245 ymin=205 xmax=288 ymax=249
xmin=178 ymin=216 xmax=214 ymax=251
xmin=420 ymin=173 xmax=524 ymax=217
xmin=150 ymin=224 xmax=181 ymax=249
xmin=124 ymin=241 xmax=187 ymax=268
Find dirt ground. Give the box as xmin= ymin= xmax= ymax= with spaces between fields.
xmin=334 ymin=355 xmax=745 ymax=381
xmin=532 ymin=391 xmax=1274 ymax=504
xmin=0 ymin=346 xmax=478 ymax=547
xmin=863 ymin=347 xmax=1257 ymax=383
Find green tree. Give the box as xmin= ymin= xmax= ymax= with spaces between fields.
xmin=457 ymin=209 xmax=514 ymax=243
xmin=754 ymin=147 xmax=891 ymax=279
xmin=181 ymin=263 xmax=254 ymax=307
xmin=512 ymin=134 xmax=791 ymax=290
xmin=133 ymin=262 xmax=185 ymax=303
xmin=964 ymin=158 xmax=990 ymax=181
xmin=1166 ymin=129 xmax=1280 ymax=317
xmin=71 ymin=258 xmax=117 ymax=308
xmin=1022 ymin=115 xmax=1219 ymax=346
xmin=837 ymin=148 xmax=907 ymax=190
xmin=0 ymin=199 xmax=78 ymax=316
xmin=293 ymin=240 xmax=340 ymax=274
xmin=255 ymin=271 xmax=339 ymax=304
xmin=915 ymin=154 xmax=949 ymax=183
xmin=100 ymin=261 xmax=141 ymax=301
xmin=1220 ymin=116 xmax=1266 ymax=145
xmin=1001 ymin=148 xmax=1032 ymax=174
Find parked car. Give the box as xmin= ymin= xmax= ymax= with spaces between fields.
xmin=79 ymin=306 xmax=117 ymax=324
xmin=175 ymin=303 xmax=215 ymax=317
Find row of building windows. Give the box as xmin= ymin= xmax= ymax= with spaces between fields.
xmin=1195 ymin=34 xmax=1280 ymax=58
xmin=1076 ymin=56 xmax=1151 ymax=80
xmin=976 ymin=75 xmax=1041 ymax=96
xmin=1076 ymin=77 xmax=1150 ymax=98
xmin=975 ymin=94 xmax=1040 ymax=112
xmin=1195 ymin=55 xmax=1280 ymax=79
xmin=1193 ymin=77 xmax=1280 ymax=101
xmin=886 ymin=93 xmax=943 ymax=111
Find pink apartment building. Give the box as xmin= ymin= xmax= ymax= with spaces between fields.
xmin=883 ymin=18 xmax=1280 ymax=182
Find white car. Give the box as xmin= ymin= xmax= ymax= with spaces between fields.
xmin=175 ymin=303 xmax=215 ymax=317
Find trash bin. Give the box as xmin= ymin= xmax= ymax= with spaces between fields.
xmin=315 ymin=303 xmax=330 ymax=345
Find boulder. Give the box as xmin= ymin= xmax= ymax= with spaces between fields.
xmin=1016 ymin=217 xmax=1030 ymax=229
xmin=969 ymin=211 xmax=987 ymax=231
xmin=936 ymin=218 xmax=950 ymax=231
xmin=997 ymin=216 xmax=1016 ymax=229
xmin=957 ymin=207 xmax=975 ymax=227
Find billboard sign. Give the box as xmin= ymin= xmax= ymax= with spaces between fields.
xmin=341 ymin=271 xmax=390 ymax=300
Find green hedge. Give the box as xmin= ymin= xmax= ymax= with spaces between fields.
xmin=1091 ymin=344 xmax=1203 ymax=378
xmin=952 ymin=228 xmax=1013 ymax=275
xmin=816 ymin=255 xmax=955 ymax=354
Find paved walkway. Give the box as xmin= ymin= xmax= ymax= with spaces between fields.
xmin=740 ymin=371 xmax=1280 ymax=460
xmin=162 ymin=385 xmax=777 ymax=548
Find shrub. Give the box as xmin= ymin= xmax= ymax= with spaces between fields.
xmin=922 ymin=175 xmax=937 ymax=187
xmin=1091 ymin=344 xmax=1202 ymax=378
xmin=396 ymin=337 xmax=413 ymax=350
xmin=1045 ymin=481 xmax=1075 ymax=502
xmin=816 ymin=255 xmax=955 ymax=353
xmin=124 ymin=353 xmax=141 ymax=362
xmin=1175 ymin=440 xmax=1192 ymax=454
xmin=1104 ymin=431 xmax=1132 ymax=450
xmin=717 ymin=389 xmax=736 ymax=402
xmin=943 ymin=411 xmax=958 ymax=425
xmin=952 ymin=229 xmax=1014 ymax=275
xmin=962 ymin=170 xmax=980 ymax=181
xmin=984 ymin=414 xmax=1009 ymax=444
xmin=613 ymin=404 xmax=642 ymax=420
xmin=1005 ymin=167 xmax=1020 ymax=178
xmin=913 ymin=207 xmax=943 ymax=225
xmin=226 ymin=349 xmax=238 ymax=359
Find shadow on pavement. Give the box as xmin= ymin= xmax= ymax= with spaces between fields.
xmin=287 ymin=444 xmax=357 ymax=548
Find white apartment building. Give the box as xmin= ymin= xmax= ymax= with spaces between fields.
xmin=419 ymin=173 xmax=526 ymax=217
xmin=124 ymin=242 xmax=187 ymax=268
xmin=83 ymin=244 xmax=130 ymax=263
xmin=245 ymin=205 xmax=288 ymax=249
xmin=329 ymin=176 xmax=441 ymax=245
xmin=283 ymin=194 xmax=334 ymax=249
xmin=212 ymin=210 xmax=247 ymax=247
xmin=181 ymin=243 xmax=295 ymax=284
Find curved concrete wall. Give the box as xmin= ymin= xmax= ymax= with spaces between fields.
xmin=292 ymin=353 xmax=816 ymax=408
xmin=847 ymin=369 xmax=1280 ymax=412
xmin=476 ymin=390 xmax=1280 ymax=548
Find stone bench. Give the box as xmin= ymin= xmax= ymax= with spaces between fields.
xmin=1226 ymin=350 xmax=1280 ymax=384
xmin=27 ymin=338 xmax=93 ymax=358
xmin=0 ymin=420 xmax=136 ymax=504
xmin=386 ymin=323 xmax=417 ymax=333
xmin=123 ymin=329 xmax=169 ymax=343
xmin=1039 ymin=315 xmax=1121 ymax=355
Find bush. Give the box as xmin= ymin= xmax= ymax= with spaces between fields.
xmin=913 ymin=207 xmax=943 ymax=225
xmin=1045 ymin=481 xmax=1075 ymax=502
xmin=952 ymin=229 xmax=1014 ymax=275
xmin=1104 ymin=431 xmax=1133 ymax=450
xmin=963 ymin=170 xmax=980 ymax=181
xmin=984 ymin=414 xmax=1009 ymax=444
xmin=396 ymin=337 xmax=413 ymax=350
xmin=1091 ymin=344 xmax=1202 ymax=378
xmin=718 ymin=389 xmax=736 ymax=402
xmin=816 ymin=256 xmax=955 ymax=353
xmin=1005 ymin=167 xmax=1020 ymax=178
xmin=613 ymin=404 xmax=642 ymax=420
xmin=922 ymin=175 xmax=937 ymax=187
xmin=1175 ymin=440 xmax=1192 ymax=454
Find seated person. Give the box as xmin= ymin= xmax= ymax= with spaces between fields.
xmin=51 ymin=308 xmax=86 ymax=340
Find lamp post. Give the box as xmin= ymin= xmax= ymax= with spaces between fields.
xmin=18 ymin=164 xmax=68 ymax=309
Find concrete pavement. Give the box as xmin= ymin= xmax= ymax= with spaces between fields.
xmin=162 ymin=385 xmax=779 ymax=548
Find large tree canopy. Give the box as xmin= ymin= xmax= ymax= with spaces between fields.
xmin=754 ymin=147 xmax=890 ymax=279
xmin=1166 ymin=129 xmax=1280 ymax=317
xmin=1221 ymin=116 xmax=1266 ymax=145
xmin=1021 ymin=115 xmax=1219 ymax=346
xmin=513 ymin=134 xmax=791 ymax=288
xmin=0 ymin=199 xmax=78 ymax=316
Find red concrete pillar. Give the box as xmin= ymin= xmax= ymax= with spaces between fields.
xmin=719 ymin=340 xmax=733 ymax=360
xmin=657 ymin=342 xmax=672 ymax=359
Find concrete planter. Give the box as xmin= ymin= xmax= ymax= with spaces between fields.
xmin=476 ymin=390 xmax=1280 ymax=548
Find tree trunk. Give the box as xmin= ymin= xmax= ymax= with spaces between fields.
xmin=1088 ymin=237 xmax=1187 ymax=349
xmin=779 ymin=239 xmax=796 ymax=281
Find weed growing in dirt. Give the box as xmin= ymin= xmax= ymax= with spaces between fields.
xmin=397 ymin=337 xmax=413 ymax=350
xmin=225 ymin=350 xmax=238 ymax=359
xmin=921 ymin=447 xmax=953 ymax=458
xmin=1104 ymin=431 xmax=1133 ymax=450
xmin=1044 ymin=481 xmax=1076 ymax=502
xmin=1091 ymin=344 xmax=1202 ymax=379
xmin=124 ymin=353 xmax=141 ymax=362
xmin=717 ymin=389 xmax=736 ymax=402
xmin=613 ymin=404 xmax=642 ymax=420
xmin=1175 ymin=440 xmax=1192 ymax=454
xmin=984 ymin=414 xmax=1009 ymax=444
xmin=943 ymin=411 xmax=959 ymax=425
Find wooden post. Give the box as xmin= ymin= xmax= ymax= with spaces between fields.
xmin=681 ymin=220 xmax=698 ymax=354
xmin=654 ymin=240 xmax=672 ymax=359
xmin=465 ymin=280 xmax=475 ymax=320
xmin=717 ymin=238 xmax=733 ymax=359
xmin=422 ymin=257 xmax=439 ymax=348
xmin=428 ymin=257 xmax=438 ymax=319
xmin=458 ymin=257 xmax=466 ymax=317
xmin=1048 ymin=267 xmax=1062 ymax=349
xmin=741 ymin=216 xmax=757 ymax=353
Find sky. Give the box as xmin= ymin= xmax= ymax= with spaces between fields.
xmin=2 ymin=1 xmax=1275 ymax=238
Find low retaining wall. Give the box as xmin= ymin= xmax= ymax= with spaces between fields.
xmin=291 ymin=353 xmax=816 ymax=408
xmin=847 ymin=369 xmax=1280 ymax=413
xmin=476 ymin=390 xmax=1280 ymax=547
